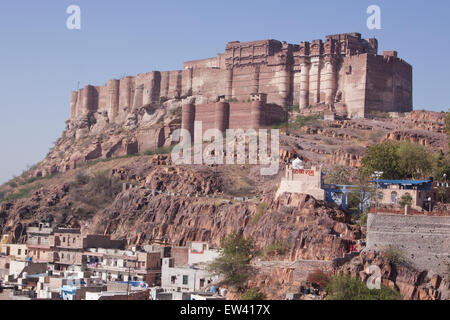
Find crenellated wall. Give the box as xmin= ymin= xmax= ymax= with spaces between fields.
xmin=69 ymin=32 xmax=412 ymax=122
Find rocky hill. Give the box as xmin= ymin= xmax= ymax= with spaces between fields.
xmin=0 ymin=106 xmax=448 ymax=300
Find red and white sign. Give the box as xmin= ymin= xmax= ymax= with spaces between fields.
xmin=293 ymin=169 xmax=315 ymax=176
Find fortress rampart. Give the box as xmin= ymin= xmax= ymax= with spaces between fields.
xmin=69 ymin=32 xmax=412 ymax=122
xmin=366 ymin=213 xmax=450 ymax=275
xmin=181 ymin=94 xmax=285 ymax=140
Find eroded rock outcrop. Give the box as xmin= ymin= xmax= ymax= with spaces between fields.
xmin=336 ymin=250 xmax=449 ymax=300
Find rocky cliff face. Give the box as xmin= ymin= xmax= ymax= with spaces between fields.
xmin=336 ymin=250 xmax=449 ymax=300
xmin=0 ymin=161 xmax=359 ymax=262
xmin=34 ymin=99 xmax=184 ymax=177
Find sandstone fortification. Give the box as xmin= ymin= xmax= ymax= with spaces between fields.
xmin=32 ymin=32 xmax=418 ymax=177
xmin=70 ymin=32 xmax=412 ymax=121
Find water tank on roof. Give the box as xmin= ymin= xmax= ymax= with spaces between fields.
xmin=292 ymin=158 xmax=304 ymax=170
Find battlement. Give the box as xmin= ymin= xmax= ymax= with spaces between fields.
xmin=68 ymin=32 xmax=412 ymax=122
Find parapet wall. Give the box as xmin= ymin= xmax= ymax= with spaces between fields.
xmin=366 ymin=213 xmax=450 ymax=274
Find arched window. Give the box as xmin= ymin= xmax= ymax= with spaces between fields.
xmin=391 ymin=191 xmax=398 ymax=204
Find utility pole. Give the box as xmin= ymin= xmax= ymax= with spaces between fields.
xmin=372 ymin=171 xmax=383 ymax=214
xmin=126 ymin=258 xmax=137 ymax=300
xmin=126 ymin=263 xmax=131 ymax=300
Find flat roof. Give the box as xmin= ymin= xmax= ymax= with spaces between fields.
xmin=372 ymin=180 xmax=431 ymax=185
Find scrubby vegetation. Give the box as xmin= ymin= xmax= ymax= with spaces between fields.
xmin=307 ymin=269 xmax=331 ymax=290
xmin=382 ymin=245 xmax=410 ymax=268
xmin=71 ymin=170 xmax=122 ymax=210
xmin=291 ymin=115 xmax=321 ymax=129
xmin=324 ymin=166 xmax=352 ymax=185
xmin=251 ymin=202 xmax=268 ymax=225
xmin=241 ymin=288 xmax=266 ymax=300
xmin=356 ymin=211 xmax=369 ymax=227
xmin=259 ymin=241 xmax=289 ymax=259
xmin=142 ymin=145 xmax=174 ymax=156
xmin=2 ymin=184 xmax=42 ymax=202
xmin=325 ymin=274 xmax=401 ymax=300
xmin=287 ymin=104 xmax=300 ymax=112
xmin=208 ymin=233 xmax=256 ymax=289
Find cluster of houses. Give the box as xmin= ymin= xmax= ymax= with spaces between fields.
xmin=0 ymin=222 xmax=225 ymax=300
xmin=278 ymin=160 xmax=450 ymax=212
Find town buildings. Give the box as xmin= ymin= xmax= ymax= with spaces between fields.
xmin=0 ymin=224 xmax=221 ymax=300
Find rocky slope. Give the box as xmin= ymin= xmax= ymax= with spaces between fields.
xmin=336 ymin=250 xmax=449 ymax=300
xmin=1 ymin=109 xmax=448 ymax=300
xmin=0 ymin=161 xmax=359 ymax=262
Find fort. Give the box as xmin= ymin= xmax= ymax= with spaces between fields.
xmin=69 ymin=32 xmax=412 ymax=123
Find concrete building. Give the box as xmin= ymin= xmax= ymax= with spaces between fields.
xmin=84 ymin=248 xmax=161 ymax=286
xmin=49 ymin=228 xmax=126 ymax=271
xmin=26 ymin=222 xmax=54 ymax=263
xmin=187 ymin=242 xmax=220 ymax=265
xmin=276 ymin=164 xmax=325 ymax=200
xmin=1 ymin=244 xmax=28 ymax=261
xmin=373 ymin=179 xmax=432 ymax=210
xmin=161 ymin=257 xmax=218 ymax=292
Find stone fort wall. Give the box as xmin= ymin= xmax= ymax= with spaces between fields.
xmin=181 ymin=99 xmax=285 ymax=138
xmin=69 ymin=32 xmax=412 ymax=122
xmin=366 ymin=213 xmax=450 ymax=275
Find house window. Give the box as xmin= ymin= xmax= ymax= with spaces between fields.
xmin=171 ymin=276 xmax=176 ymax=284
xmin=18 ymin=249 xmax=21 ymax=255
xmin=183 ymin=275 xmax=189 ymax=285
xmin=391 ymin=191 xmax=398 ymax=204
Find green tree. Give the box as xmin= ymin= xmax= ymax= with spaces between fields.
xmin=347 ymin=175 xmax=374 ymax=214
xmin=360 ymin=141 xmax=401 ymax=179
xmin=433 ymin=150 xmax=450 ymax=182
xmin=208 ymin=232 xmax=256 ymax=289
xmin=326 ymin=274 xmax=401 ymax=300
xmin=397 ymin=142 xmax=432 ymax=179
xmin=399 ymin=193 xmax=413 ymax=208
xmin=361 ymin=141 xmax=433 ymax=179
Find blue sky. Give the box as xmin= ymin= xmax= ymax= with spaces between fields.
xmin=0 ymin=0 xmax=449 ymax=184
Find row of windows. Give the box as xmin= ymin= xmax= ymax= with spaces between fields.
xmin=171 ymin=275 xmax=189 ymax=285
